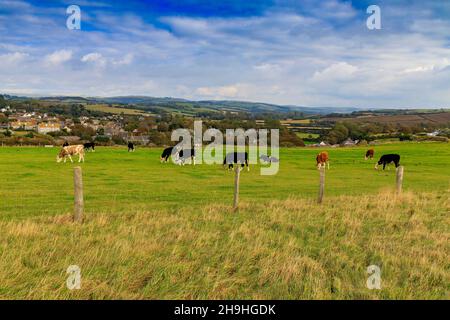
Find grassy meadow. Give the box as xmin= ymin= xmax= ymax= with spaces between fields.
xmin=0 ymin=142 xmax=448 ymax=299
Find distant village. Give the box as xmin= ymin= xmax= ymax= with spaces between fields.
xmin=0 ymin=100 xmax=448 ymax=147
xmin=0 ymin=104 xmax=156 ymax=146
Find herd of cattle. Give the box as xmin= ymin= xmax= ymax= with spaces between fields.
xmin=56 ymin=143 xmax=401 ymax=170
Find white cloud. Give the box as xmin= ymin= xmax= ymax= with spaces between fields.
xmin=196 ymin=85 xmax=240 ymax=98
xmin=81 ymin=52 xmax=106 ymax=67
xmin=112 ymin=53 xmax=134 ymax=65
xmin=0 ymin=52 xmax=28 ymax=65
xmin=44 ymin=49 xmax=72 ymax=65
xmin=312 ymin=62 xmax=358 ymax=81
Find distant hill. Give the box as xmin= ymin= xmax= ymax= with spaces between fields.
xmin=89 ymin=96 xmax=361 ymax=115
xmin=2 ymin=94 xmax=361 ymax=115
xmin=2 ymin=94 xmax=447 ymax=117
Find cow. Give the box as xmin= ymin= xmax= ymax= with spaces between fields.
xmin=160 ymin=147 xmax=174 ymax=163
xmin=375 ymin=154 xmax=400 ymax=170
xmin=260 ymin=155 xmax=271 ymax=163
xmin=128 ymin=142 xmax=135 ymax=152
xmin=316 ymin=151 xmax=329 ymax=169
xmin=176 ymin=148 xmax=196 ymax=165
xmin=62 ymin=141 xmax=69 ymax=147
xmin=56 ymin=145 xmax=85 ymax=163
xmin=365 ymin=148 xmax=375 ymax=160
xmin=260 ymin=155 xmax=279 ymax=163
xmin=269 ymin=156 xmax=279 ymax=163
xmin=223 ymin=152 xmax=249 ymax=171
xmin=83 ymin=142 xmax=95 ymax=152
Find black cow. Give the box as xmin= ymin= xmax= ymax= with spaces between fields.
xmin=62 ymin=141 xmax=69 ymax=147
xmin=223 ymin=152 xmax=249 ymax=171
xmin=375 ymin=154 xmax=400 ymax=170
xmin=177 ymin=148 xmax=196 ymax=165
xmin=128 ymin=142 xmax=135 ymax=152
xmin=160 ymin=147 xmax=174 ymax=163
xmin=83 ymin=142 xmax=95 ymax=152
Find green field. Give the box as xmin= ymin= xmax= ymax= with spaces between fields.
xmin=1 ymin=142 xmax=449 ymax=220
xmin=85 ymin=104 xmax=150 ymax=115
xmin=0 ymin=142 xmax=448 ymax=299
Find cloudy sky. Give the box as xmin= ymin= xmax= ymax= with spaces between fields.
xmin=0 ymin=0 xmax=449 ymax=108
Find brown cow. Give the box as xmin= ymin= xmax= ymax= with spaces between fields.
xmin=56 ymin=145 xmax=85 ymax=163
xmin=365 ymin=148 xmax=374 ymax=160
xmin=316 ymin=151 xmax=329 ymax=170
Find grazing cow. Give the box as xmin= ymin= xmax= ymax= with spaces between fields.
xmin=223 ymin=152 xmax=249 ymax=171
xmin=269 ymin=156 xmax=279 ymax=163
xmin=316 ymin=151 xmax=329 ymax=169
xmin=62 ymin=141 xmax=69 ymax=147
xmin=176 ymin=148 xmax=196 ymax=165
xmin=260 ymin=155 xmax=279 ymax=163
xmin=160 ymin=147 xmax=174 ymax=163
xmin=375 ymin=154 xmax=400 ymax=170
xmin=83 ymin=142 xmax=95 ymax=152
xmin=128 ymin=142 xmax=135 ymax=152
xmin=260 ymin=155 xmax=271 ymax=163
xmin=56 ymin=145 xmax=85 ymax=163
xmin=365 ymin=148 xmax=375 ymax=160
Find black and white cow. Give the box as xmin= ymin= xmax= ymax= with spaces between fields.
xmin=160 ymin=147 xmax=174 ymax=163
xmin=83 ymin=142 xmax=95 ymax=152
xmin=62 ymin=141 xmax=69 ymax=147
xmin=176 ymin=148 xmax=196 ymax=165
xmin=128 ymin=142 xmax=135 ymax=152
xmin=223 ymin=152 xmax=249 ymax=171
xmin=375 ymin=154 xmax=400 ymax=170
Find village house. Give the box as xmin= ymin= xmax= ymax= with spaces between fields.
xmin=104 ymin=122 xmax=125 ymax=137
xmin=0 ymin=106 xmax=11 ymax=113
xmin=341 ymin=138 xmax=359 ymax=146
xmin=427 ymin=130 xmax=440 ymax=137
xmin=10 ymin=119 xmax=37 ymax=131
xmin=37 ymin=122 xmax=61 ymax=134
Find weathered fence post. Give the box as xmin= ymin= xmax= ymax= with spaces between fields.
xmin=396 ymin=166 xmax=404 ymax=194
xmin=73 ymin=166 xmax=84 ymax=223
xmin=233 ymin=165 xmax=241 ymax=212
xmin=318 ymin=166 xmax=325 ymax=204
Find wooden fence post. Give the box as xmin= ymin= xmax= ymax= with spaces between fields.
xmin=396 ymin=166 xmax=404 ymax=194
xmin=73 ymin=166 xmax=84 ymax=223
xmin=318 ymin=166 xmax=325 ymax=204
xmin=233 ymin=165 xmax=241 ymax=212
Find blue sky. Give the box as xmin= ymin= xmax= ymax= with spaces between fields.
xmin=0 ymin=0 xmax=449 ymax=108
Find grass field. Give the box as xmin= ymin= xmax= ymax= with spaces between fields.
xmin=85 ymin=104 xmax=150 ymax=115
xmin=0 ymin=142 xmax=448 ymax=299
xmin=295 ymin=132 xmax=320 ymax=139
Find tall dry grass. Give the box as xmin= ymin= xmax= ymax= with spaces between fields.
xmin=0 ymin=190 xmax=448 ymax=299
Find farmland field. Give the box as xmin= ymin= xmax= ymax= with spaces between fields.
xmin=85 ymin=104 xmax=151 ymax=115
xmin=0 ymin=142 xmax=448 ymax=299
xmin=1 ymin=142 xmax=448 ymax=220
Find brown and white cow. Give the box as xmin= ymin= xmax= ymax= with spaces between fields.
xmin=56 ymin=145 xmax=85 ymax=163
xmin=365 ymin=148 xmax=375 ymax=160
xmin=316 ymin=151 xmax=329 ymax=169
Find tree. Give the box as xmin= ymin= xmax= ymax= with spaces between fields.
xmin=0 ymin=95 xmax=6 ymax=108
xmin=326 ymin=123 xmax=349 ymax=144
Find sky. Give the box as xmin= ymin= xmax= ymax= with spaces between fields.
xmin=0 ymin=0 xmax=449 ymax=108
